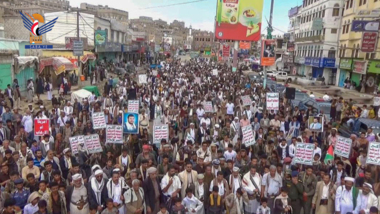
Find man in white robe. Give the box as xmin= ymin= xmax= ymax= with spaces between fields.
xmin=335 ymin=177 xmax=357 ymax=214
xmin=68 ymin=173 xmax=89 ymax=214
xmin=106 ymin=169 xmax=128 ymax=214
xmin=242 ymin=165 xmax=262 ymax=214
xmin=354 ymin=182 xmax=379 ymax=214
xmin=182 ymin=188 xmax=204 ymax=214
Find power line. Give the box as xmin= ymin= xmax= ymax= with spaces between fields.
xmin=48 ymin=28 xmax=76 ymax=42
xmin=79 ymin=14 xmax=95 ymax=30
xmin=138 ymin=0 xmax=207 ymax=10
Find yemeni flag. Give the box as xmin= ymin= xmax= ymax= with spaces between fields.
xmin=324 ymin=145 xmax=334 ymax=164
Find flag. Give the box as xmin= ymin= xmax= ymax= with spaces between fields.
xmin=324 ymin=145 xmax=334 ymax=164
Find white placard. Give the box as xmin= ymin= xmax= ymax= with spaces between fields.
xmin=294 ymin=143 xmax=314 ymax=165
xmin=334 ymin=136 xmax=352 ymax=158
xmin=92 ymin=112 xmax=107 ymax=129
xmin=242 ymin=125 xmax=256 ymax=146
xmin=241 ymin=95 xmax=252 ymax=106
xmin=106 ymin=125 xmax=123 ymax=144
xmin=266 ymin=92 xmax=279 ymax=110
xmin=367 ymin=142 xmax=380 ymax=166
xmin=212 ymin=69 xmax=218 ymax=76
xmin=84 ymin=134 xmax=103 ymax=154
xmin=152 ymin=70 xmax=158 ymax=76
xmin=127 ymin=100 xmax=139 ymax=113
xmin=153 ymin=124 xmax=169 ymax=145
xmin=195 ymin=77 xmax=201 ymax=84
xmin=203 ymin=101 xmax=214 ymax=113
xmin=138 ymin=74 xmax=147 ymax=84
xmin=69 ymin=135 xmax=85 ymax=155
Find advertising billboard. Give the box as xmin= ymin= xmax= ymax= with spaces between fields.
xmin=215 ymin=0 xmax=264 ymax=41
xmin=261 ymin=39 xmax=276 ymax=66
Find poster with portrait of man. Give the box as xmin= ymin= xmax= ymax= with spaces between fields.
xmin=123 ymin=112 xmax=139 ymax=134
xmin=308 ymin=116 xmax=324 ymax=132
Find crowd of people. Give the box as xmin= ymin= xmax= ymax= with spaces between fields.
xmin=0 ymin=58 xmax=377 ymax=214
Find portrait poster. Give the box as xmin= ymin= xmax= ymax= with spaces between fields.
xmin=308 ymin=116 xmax=324 ymax=132
xmin=123 ymin=112 xmax=139 ymax=134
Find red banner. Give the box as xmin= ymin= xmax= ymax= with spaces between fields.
xmin=239 ymin=42 xmax=251 ymax=49
xmin=361 ymin=32 xmax=378 ymax=53
xmin=223 ymin=44 xmax=230 ymax=57
xmin=34 ymin=119 xmax=50 ymax=136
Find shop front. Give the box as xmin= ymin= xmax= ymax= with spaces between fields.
xmin=14 ymin=56 xmax=39 ymax=96
xmin=366 ymin=60 xmax=380 ymax=94
xmin=39 ymin=57 xmax=76 ymax=88
xmin=96 ymin=42 xmax=122 ymax=63
xmin=294 ymin=56 xmax=305 ymax=75
xmin=352 ymin=60 xmax=366 ymax=88
xmin=320 ymin=58 xmax=337 ymax=85
xmin=338 ymin=59 xmax=352 ymax=87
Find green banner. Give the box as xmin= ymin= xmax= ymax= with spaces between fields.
xmin=95 ymin=30 xmax=107 ymax=46
xmin=368 ymin=60 xmax=380 ymax=74
xmin=339 ymin=58 xmax=352 ymax=70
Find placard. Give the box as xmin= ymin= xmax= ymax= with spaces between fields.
xmin=242 ymin=125 xmax=256 ymax=146
xmin=241 ymin=95 xmax=252 ymax=106
xmin=367 ymin=142 xmax=380 ymax=166
xmin=294 ymin=143 xmax=314 ymax=165
xmin=34 ymin=119 xmax=50 ymax=136
xmin=138 ymin=74 xmax=147 ymax=84
xmin=92 ymin=112 xmax=106 ymax=129
xmin=195 ymin=77 xmax=201 ymax=84
xmin=203 ymin=101 xmax=214 ymax=113
xmin=266 ymin=93 xmax=279 ymax=110
xmin=152 ymin=70 xmax=158 ymax=76
xmin=84 ymin=134 xmax=103 ymax=154
xmin=69 ymin=135 xmax=85 ymax=155
xmin=106 ymin=125 xmax=123 ymax=144
xmin=308 ymin=116 xmax=324 ymax=132
xmin=127 ymin=100 xmax=139 ymax=113
xmin=153 ymin=124 xmax=169 ymax=145
xmin=335 ymin=136 xmax=352 ymax=158
xmin=123 ymin=113 xmax=139 ymax=134
xmin=212 ymin=69 xmax=218 ymax=76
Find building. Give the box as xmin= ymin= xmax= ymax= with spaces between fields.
xmin=80 ymin=3 xmax=128 ymax=23
xmin=192 ymin=30 xmax=214 ymax=51
xmin=337 ymin=0 xmax=380 ymax=93
xmin=170 ymin=20 xmax=185 ymax=29
xmin=290 ymin=0 xmax=343 ymax=85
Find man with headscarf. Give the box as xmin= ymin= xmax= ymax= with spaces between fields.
xmin=242 ymin=165 xmax=262 ymax=214
xmin=178 ymin=162 xmax=198 ymax=199
xmin=124 ymin=179 xmax=145 ymax=214
xmin=65 ymin=173 xmax=89 ymax=214
xmin=143 ymin=167 xmax=163 ymax=214
xmin=42 ymin=181 xmax=67 ymax=214
xmin=335 ymin=177 xmax=358 ymax=214
xmin=354 ymin=182 xmax=378 ymax=214
xmin=106 ymin=169 xmax=127 ymax=214
xmin=261 ymin=165 xmax=282 ymax=214
xmin=88 ymin=169 xmax=108 ymax=213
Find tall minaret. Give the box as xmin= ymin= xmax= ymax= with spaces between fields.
xmin=189 ymin=25 xmax=192 ymax=36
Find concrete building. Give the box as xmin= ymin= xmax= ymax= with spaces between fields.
xmin=337 ymin=0 xmax=380 ymax=93
xmin=192 ymin=30 xmax=213 ymax=51
xmin=80 ymin=3 xmax=128 ymax=23
xmin=291 ymin=0 xmax=343 ymax=85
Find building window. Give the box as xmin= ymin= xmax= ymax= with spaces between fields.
xmin=359 ymin=0 xmax=363 ymax=6
xmin=364 ymin=0 xmax=367 ymax=4
xmin=371 ymin=52 xmax=376 ymax=59
xmin=328 ymin=48 xmax=336 ymax=58
xmin=333 ymin=4 xmax=340 ymax=16
xmin=355 ymin=44 xmax=360 ymax=58
xmin=366 ymin=53 xmax=370 ymax=59
xmin=331 ymin=28 xmax=338 ymax=34
xmin=339 ymin=44 xmax=343 ymax=57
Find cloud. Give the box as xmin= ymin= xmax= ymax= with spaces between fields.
xmin=190 ymin=21 xmax=215 ymax=32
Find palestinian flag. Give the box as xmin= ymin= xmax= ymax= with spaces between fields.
xmin=324 ymin=145 xmax=334 ymax=164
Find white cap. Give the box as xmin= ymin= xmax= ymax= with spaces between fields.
xmin=215 ymin=124 xmax=220 ymax=128
xmin=72 ymin=173 xmax=82 ymax=181
xmin=63 ymin=148 xmax=70 ymax=154
xmin=233 ymin=167 xmax=240 ymax=172
xmin=344 ymin=177 xmax=355 ymax=183
xmin=94 ymin=169 xmax=103 ymax=176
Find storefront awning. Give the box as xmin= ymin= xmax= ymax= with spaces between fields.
xmin=52 ymin=57 xmax=75 ymax=75
xmin=81 ymin=54 xmax=96 ymax=64
xmin=15 ymin=56 xmax=38 ymax=74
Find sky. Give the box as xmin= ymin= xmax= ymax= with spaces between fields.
xmin=69 ymin=0 xmax=302 ymax=35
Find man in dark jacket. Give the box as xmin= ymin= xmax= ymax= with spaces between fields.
xmin=87 ymin=169 xmax=108 ymax=213
xmin=143 ymin=167 xmax=163 ymax=214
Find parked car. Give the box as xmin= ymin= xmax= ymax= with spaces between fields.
xmin=292 ymin=98 xmax=332 ymax=120
xmin=338 ymin=118 xmax=380 ymax=138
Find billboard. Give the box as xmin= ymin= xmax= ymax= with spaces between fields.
xmin=95 ymin=30 xmax=107 ymax=46
xmin=239 ymin=41 xmax=251 ymax=49
xmin=261 ymin=39 xmax=275 ymax=66
xmin=162 ymin=37 xmax=172 ymax=52
xmin=215 ymin=0 xmax=264 ymax=41
xmin=351 ymin=20 xmax=380 ymax=32
xmin=361 ymin=32 xmax=378 ymax=53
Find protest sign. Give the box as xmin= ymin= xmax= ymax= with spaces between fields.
xmin=294 ymin=143 xmax=314 ymax=165
xmin=195 ymin=77 xmax=201 ymax=84
xmin=152 ymin=70 xmax=158 ymax=76
xmin=241 ymin=95 xmax=252 ymax=106
xmin=367 ymin=142 xmax=380 ymax=166
xmin=212 ymin=69 xmax=218 ymax=76
xmin=34 ymin=119 xmax=50 ymax=136
xmin=123 ymin=113 xmax=139 ymax=134
xmin=138 ymin=74 xmax=147 ymax=84
xmin=92 ymin=112 xmax=106 ymax=129
xmin=242 ymin=125 xmax=256 ymax=146
xmin=106 ymin=125 xmax=123 ymax=144
xmin=153 ymin=124 xmax=169 ymax=145
xmin=69 ymin=135 xmax=85 ymax=155
xmin=84 ymin=134 xmax=103 ymax=154
xmin=204 ymin=101 xmax=214 ymax=113
xmin=334 ymin=136 xmax=352 ymax=158
xmin=308 ymin=116 xmax=324 ymax=132
xmin=266 ymin=92 xmax=279 ymax=110
xmin=127 ymin=100 xmax=139 ymax=113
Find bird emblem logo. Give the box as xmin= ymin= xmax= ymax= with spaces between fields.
xmin=20 ymin=12 xmax=58 ymax=43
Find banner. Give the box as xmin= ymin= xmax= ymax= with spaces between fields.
xmin=222 ymin=45 xmax=230 ymax=57
xmin=266 ymin=93 xmax=279 ymax=110
xmin=242 ymin=125 xmax=256 ymax=146
xmin=34 ymin=119 xmax=50 ymax=136
xmin=294 ymin=143 xmax=314 ymax=165
xmin=212 ymin=69 xmax=218 ymax=76
xmin=92 ymin=112 xmax=107 ymax=129
xmin=106 ymin=125 xmax=123 ymax=144
xmin=241 ymin=95 xmax=252 ymax=106
xmin=127 ymin=100 xmax=140 ymax=113
xmin=261 ymin=40 xmax=276 ymax=66
xmin=361 ymin=32 xmax=378 ymax=53
xmin=351 ymin=20 xmax=380 ymax=32
xmin=138 ymin=74 xmax=147 ymax=84
xmin=335 ymin=136 xmax=352 ymax=158
xmin=367 ymin=142 xmax=380 ymax=166
xmin=84 ymin=134 xmax=103 ymax=154
xmin=95 ymin=30 xmax=107 ymax=46
xmin=215 ymin=0 xmax=264 ymax=41
xmin=69 ymin=135 xmax=85 ymax=155
xmin=123 ymin=113 xmax=139 ymax=134
xmin=239 ymin=41 xmax=251 ymax=49
xmin=153 ymin=124 xmax=169 ymax=145
xmin=204 ymin=101 xmax=214 ymax=113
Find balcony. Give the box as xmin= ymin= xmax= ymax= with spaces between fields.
xmin=295 ymin=35 xmax=324 ymax=42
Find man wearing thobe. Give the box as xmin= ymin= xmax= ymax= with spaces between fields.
xmin=106 ymin=169 xmax=127 ymax=214
xmin=65 ymin=173 xmax=89 ymax=214
xmin=195 ymin=174 xmax=205 ymax=202
xmin=88 ymin=170 xmax=108 ymax=213
xmin=335 ymin=177 xmax=357 ymax=214
xmin=242 ymin=165 xmax=262 ymax=214
xmin=160 ymin=166 xmax=181 ymax=209
xmin=178 ymin=162 xmax=198 ymax=199
xmin=261 ymin=165 xmax=282 ymax=214
xmin=124 ymin=179 xmax=145 ymax=214
xmin=143 ymin=167 xmax=163 ymax=214
xmin=354 ymin=182 xmax=379 ymax=214
xmin=182 ymin=188 xmax=204 ymax=214
xmin=227 ymin=167 xmax=241 ymax=195
xmin=312 ymin=174 xmax=336 ymax=214
xmin=184 ymin=123 xmax=197 ymax=143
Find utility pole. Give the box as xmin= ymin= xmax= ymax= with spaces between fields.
xmin=263 ymin=0 xmax=275 ymax=89
xmin=77 ymin=8 xmax=80 ymax=71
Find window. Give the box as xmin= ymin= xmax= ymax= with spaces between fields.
xmin=371 ymin=52 xmax=376 ymax=59
xmin=350 ymin=0 xmax=353 ymax=7
xmin=328 ymin=48 xmax=336 ymax=58
xmin=322 ymin=9 xmax=325 ymax=17
xmin=339 ymin=44 xmax=343 ymax=57
xmin=331 ymin=28 xmax=338 ymax=34
xmin=343 ymin=44 xmax=346 ymax=57
xmin=333 ymin=4 xmax=340 ymax=16
xmin=364 ymin=0 xmax=367 ymax=4
xmin=355 ymin=44 xmax=359 ymax=58
xmin=346 ymin=1 xmax=349 ymax=9
xmin=359 ymin=0 xmax=363 ymax=6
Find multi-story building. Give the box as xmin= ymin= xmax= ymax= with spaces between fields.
xmin=337 ymin=0 xmax=380 ymax=93
xmin=80 ymin=3 xmax=128 ymax=23
xmin=192 ymin=30 xmax=214 ymax=51
xmin=290 ymin=0 xmax=343 ymax=85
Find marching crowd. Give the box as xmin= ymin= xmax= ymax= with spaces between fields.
xmin=0 ymin=58 xmax=377 ymax=214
